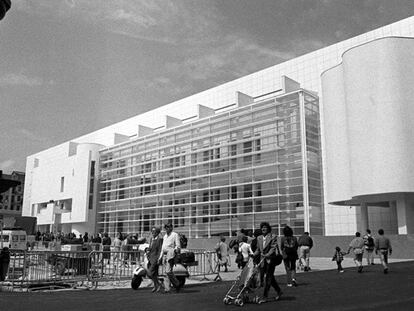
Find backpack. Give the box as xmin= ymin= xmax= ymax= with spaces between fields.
xmin=229 ymin=239 xmax=238 ymax=249
xmin=179 ymin=234 xmax=188 ymax=249
xmin=365 ymin=236 xmax=374 ymax=248
xmin=283 ymin=237 xmax=297 ymax=256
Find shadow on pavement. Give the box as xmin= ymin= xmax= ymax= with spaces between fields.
xmin=1 ymin=261 xmax=413 ymax=311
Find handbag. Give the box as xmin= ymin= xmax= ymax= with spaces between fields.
xmin=274 ymin=245 xmax=283 ymax=266
xmin=274 ymin=253 xmax=283 ymax=266
xmin=235 ymin=252 xmax=243 ymax=264
xmin=267 ymin=245 xmax=283 ymax=266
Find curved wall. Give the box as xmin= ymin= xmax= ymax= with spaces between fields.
xmin=322 ymin=37 xmax=414 ymax=203
xmin=321 ymin=65 xmax=352 ymax=203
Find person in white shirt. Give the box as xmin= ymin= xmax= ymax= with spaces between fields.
xmin=113 ymin=232 xmax=122 ymax=263
xmin=158 ymin=223 xmax=181 ymax=293
xmin=238 ymin=236 xmax=253 ymax=269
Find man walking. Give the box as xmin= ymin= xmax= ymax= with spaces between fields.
xmin=158 ymin=223 xmax=181 ymax=293
xmin=298 ymin=232 xmax=313 ymax=271
xmin=375 ymin=229 xmax=392 ymax=274
xmin=147 ymin=227 xmax=163 ymax=292
xmin=363 ymin=229 xmax=375 ymax=265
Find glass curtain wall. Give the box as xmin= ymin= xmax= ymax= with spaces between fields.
xmin=97 ymin=90 xmax=323 ymax=237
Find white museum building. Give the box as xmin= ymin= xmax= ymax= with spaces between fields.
xmin=22 ymin=16 xmax=414 ymax=237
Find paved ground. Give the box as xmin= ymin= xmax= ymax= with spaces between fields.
xmin=1 ymin=259 xmax=413 ymax=311
xmin=91 ymin=255 xmax=409 ymax=289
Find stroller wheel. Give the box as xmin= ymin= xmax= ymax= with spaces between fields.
xmin=223 ymin=297 xmax=230 ymax=305
xmin=235 ymin=298 xmax=244 ymax=306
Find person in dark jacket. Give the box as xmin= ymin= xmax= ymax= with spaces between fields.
xmin=146 ymin=227 xmax=163 ymax=292
xmin=83 ymin=232 xmax=89 ymax=243
xmin=0 ymin=247 xmax=10 ymax=281
xmin=253 ymin=222 xmax=283 ymax=303
xmin=280 ymin=226 xmax=299 ymax=287
xmin=298 ymin=232 xmax=313 ymax=271
xmin=102 ymin=232 xmax=112 ymax=265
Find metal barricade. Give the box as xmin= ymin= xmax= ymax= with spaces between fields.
xmin=0 ymin=248 xmax=222 ymax=291
xmin=1 ymin=250 xmax=92 ymax=291
xmin=87 ymin=248 xmax=144 ymax=289
xmin=87 ymin=249 xmax=220 ymax=289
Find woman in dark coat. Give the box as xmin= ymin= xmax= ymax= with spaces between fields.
xmin=280 ymin=226 xmax=299 ymax=287
xmin=102 ymin=232 xmax=112 ymax=264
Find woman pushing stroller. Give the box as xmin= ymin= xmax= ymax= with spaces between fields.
xmin=253 ymin=222 xmax=283 ymax=304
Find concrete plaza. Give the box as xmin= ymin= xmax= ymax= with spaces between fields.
xmin=1 ymin=259 xmax=413 ymax=311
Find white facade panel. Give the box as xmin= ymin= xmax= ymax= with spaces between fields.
xmin=323 ymin=37 xmax=414 ymax=201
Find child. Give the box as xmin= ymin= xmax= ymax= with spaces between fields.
xmin=332 ymin=246 xmax=347 ymax=273
xmin=238 ymin=236 xmax=253 ymax=269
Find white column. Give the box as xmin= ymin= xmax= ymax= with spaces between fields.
xmin=396 ymin=195 xmax=408 ymax=234
xmin=389 ymin=201 xmax=399 ymax=234
xmin=360 ymin=203 xmax=369 ymax=233
xmin=299 ymin=91 xmax=310 ymax=233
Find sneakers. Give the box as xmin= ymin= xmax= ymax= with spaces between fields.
xmin=358 ymin=266 xmax=363 ymax=273
xmin=275 ymin=291 xmax=283 ymax=301
xmin=384 ymin=268 xmax=388 ymax=274
xmin=339 ymin=270 xmax=344 ymax=273
xmin=151 ymin=285 xmax=161 ymax=293
xmin=292 ymin=279 xmax=297 ymax=287
xmin=287 ymin=283 xmax=293 ymax=287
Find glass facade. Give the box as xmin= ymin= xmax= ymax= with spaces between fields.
xmin=97 ymin=89 xmax=323 ymax=237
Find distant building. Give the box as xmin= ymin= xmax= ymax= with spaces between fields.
xmin=23 ymin=143 xmax=101 ymax=235
xmin=0 ymin=171 xmax=25 ymax=227
xmin=22 ymin=16 xmax=414 ymax=237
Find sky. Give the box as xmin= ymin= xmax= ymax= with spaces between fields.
xmin=1 ymin=0 xmax=414 ymax=174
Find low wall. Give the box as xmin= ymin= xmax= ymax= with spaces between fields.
xmin=188 ymin=234 xmax=414 ymax=259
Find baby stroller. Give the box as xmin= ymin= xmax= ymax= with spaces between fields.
xmin=223 ymin=257 xmax=263 ymax=306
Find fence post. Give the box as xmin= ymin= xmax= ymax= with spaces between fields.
xmin=200 ymin=251 xmax=209 ymax=281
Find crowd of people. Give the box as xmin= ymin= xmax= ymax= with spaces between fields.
xmin=35 ymin=231 xmax=137 ymax=243
xmin=33 ymin=230 xmax=148 ymax=247
xmin=214 ymin=225 xmax=393 ymax=303
xmin=335 ymin=228 xmax=393 ymax=274
xmin=214 ymin=223 xmax=313 ymax=303
xmin=31 ymin=224 xmax=393 ymax=300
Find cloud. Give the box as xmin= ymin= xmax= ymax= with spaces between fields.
xmin=0 ymin=159 xmax=16 ymax=172
xmin=162 ymin=35 xmax=296 ymax=87
xmin=18 ymin=128 xmax=52 ymax=144
xmin=0 ymin=73 xmax=45 ymax=87
xmin=107 ymin=8 xmax=157 ymax=27
xmin=13 ymin=0 xmax=205 ymax=44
